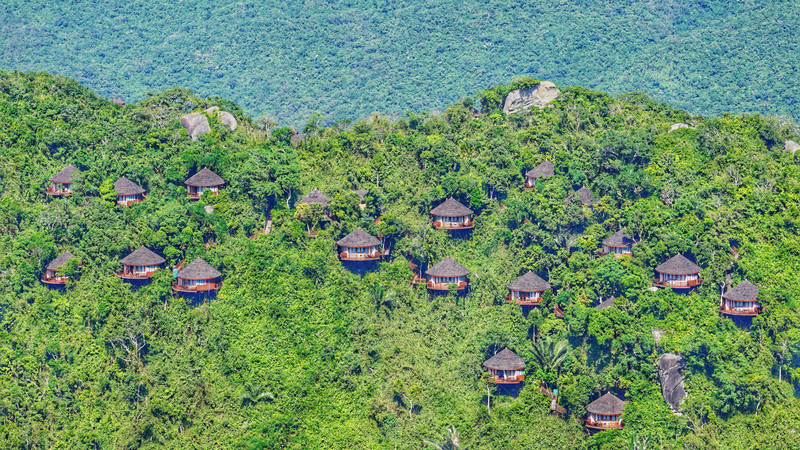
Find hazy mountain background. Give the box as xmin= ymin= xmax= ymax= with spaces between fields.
xmin=1 ymin=0 xmax=798 ymax=125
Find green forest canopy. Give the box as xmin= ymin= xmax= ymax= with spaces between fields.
xmin=1 ymin=0 xmax=799 ymax=125
xmin=1 ymin=69 xmax=800 ymax=448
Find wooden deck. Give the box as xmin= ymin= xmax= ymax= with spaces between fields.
xmin=505 ymin=294 xmax=542 ymax=306
xmin=720 ymin=305 xmax=761 ymax=316
xmin=585 ymin=418 xmax=623 ymax=430
xmin=340 ymin=251 xmax=380 ymax=261
xmin=427 ymin=281 xmax=468 ymax=291
xmin=432 ymin=220 xmax=473 ymax=230
xmin=116 ymin=270 xmax=156 ymax=280
xmin=652 ymin=278 xmax=702 ymax=289
xmin=172 ymin=281 xmax=221 ymax=293
xmin=45 ymin=186 xmax=72 ymax=196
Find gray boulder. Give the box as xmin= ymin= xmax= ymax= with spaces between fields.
xmin=784 ymin=140 xmax=799 ymax=154
xmin=205 ymin=107 xmax=238 ymax=130
xmin=180 ymin=112 xmax=211 ymax=141
xmin=658 ymin=353 xmax=686 ymax=413
xmin=669 ymin=123 xmax=690 ymax=133
xmin=502 ymin=81 xmax=560 ymax=114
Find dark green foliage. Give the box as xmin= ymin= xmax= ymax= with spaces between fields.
xmin=2 ymin=2 xmax=800 ymax=125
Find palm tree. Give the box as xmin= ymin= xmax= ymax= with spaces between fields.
xmin=425 ymin=425 xmax=464 ymax=449
xmin=239 ymin=383 xmax=274 ymax=406
xmin=531 ymin=336 xmax=569 ymax=378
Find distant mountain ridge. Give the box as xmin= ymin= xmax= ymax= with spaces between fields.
xmin=1 ymin=0 xmax=798 ymax=125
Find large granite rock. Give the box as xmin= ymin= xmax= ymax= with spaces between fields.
xmin=502 ymin=81 xmax=560 ymax=114
xmin=658 ymin=353 xmax=686 ymax=413
xmin=784 ymin=140 xmax=799 ymax=154
xmin=669 ymin=123 xmax=690 ymax=132
xmin=205 ymin=107 xmax=238 ymax=130
xmin=180 ymin=112 xmax=211 ymax=141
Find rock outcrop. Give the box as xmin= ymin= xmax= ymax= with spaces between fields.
xmin=784 ymin=140 xmax=799 ymax=154
xmin=205 ymin=107 xmax=238 ymax=130
xmin=502 ymin=81 xmax=560 ymax=114
xmin=658 ymin=353 xmax=686 ymax=413
xmin=180 ymin=112 xmax=211 ymax=141
xmin=669 ymin=123 xmax=690 ymax=133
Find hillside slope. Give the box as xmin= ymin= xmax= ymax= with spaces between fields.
xmin=0 ymin=71 xmax=800 ymax=448
xmin=1 ymin=0 xmax=799 ymax=125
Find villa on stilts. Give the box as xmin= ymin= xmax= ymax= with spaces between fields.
xmin=47 ymin=165 xmax=80 ymax=197
xmin=425 ymin=257 xmax=470 ymax=293
xmin=185 ymin=168 xmax=225 ymax=199
xmin=117 ymin=246 xmax=165 ymax=284
xmin=599 ymin=229 xmax=634 ymax=258
xmin=41 ymin=251 xmax=79 ymax=287
xmin=172 ymin=257 xmax=222 ymax=296
xmin=720 ymin=279 xmax=761 ymax=316
xmin=585 ymin=392 xmax=626 ymax=430
xmin=653 ymin=253 xmax=703 ymax=290
xmin=114 ymin=176 xmax=146 ymax=206
xmin=483 ymin=348 xmax=526 ymax=384
xmin=430 ymin=198 xmax=473 ymax=231
xmin=524 ymin=160 xmax=554 ymax=188
xmin=506 ymin=271 xmax=551 ymax=305
xmin=337 ymin=228 xmax=382 ymax=261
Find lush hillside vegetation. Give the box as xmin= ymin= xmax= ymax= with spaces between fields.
xmin=2 ymin=70 xmax=800 ymax=448
xmin=1 ymin=0 xmax=799 ymax=125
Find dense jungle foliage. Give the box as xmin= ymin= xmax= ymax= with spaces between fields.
xmin=2 ymin=69 xmax=800 ymax=449
xmin=1 ymin=0 xmax=799 ymax=125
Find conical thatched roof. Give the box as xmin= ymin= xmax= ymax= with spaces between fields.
xmin=574 ymin=186 xmax=599 ymax=206
xmin=602 ymin=229 xmax=634 ymax=247
xmin=49 ymin=165 xmax=80 ymax=183
xmin=352 ymin=189 xmax=368 ymax=200
xmin=185 ymin=168 xmax=225 ymax=187
xmin=46 ymin=251 xmax=76 ymax=271
xmin=655 ymin=253 xmax=701 ymax=274
xmin=586 ymin=392 xmax=626 ymax=415
xmin=525 ymin=160 xmax=554 ymax=179
xmin=430 ymin=197 xmax=473 ymax=216
xmin=300 ymin=189 xmax=330 ymax=208
xmin=507 ymin=271 xmax=551 ymax=292
xmin=177 ymin=257 xmax=221 ymax=280
xmin=483 ymin=347 xmax=526 ymax=370
xmin=595 ymin=296 xmax=615 ymax=310
xmin=120 ymin=246 xmax=165 ymax=266
xmin=337 ymin=228 xmax=380 ymax=247
xmin=722 ymin=279 xmax=759 ymax=301
xmin=425 ymin=257 xmax=469 ymax=277
xmin=114 ymin=176 xmax=145 ymax=196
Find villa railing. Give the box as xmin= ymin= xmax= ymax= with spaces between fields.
xmin=427 ymin=281 xmax=468 ymax=291
xmin=172 ymin=281 xmax=221 ymax=292
xmin=653 ymin=278 xmax=702 ymax=288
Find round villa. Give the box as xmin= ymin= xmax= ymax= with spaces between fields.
xmin=653 ymin=253 xmax=702 ymax=290
xmin=425 ymin=257 xmax=470 ymax=292
xmin=47 ymin=165 xmax=80 ymax=197
xmin=185 ymin=168 xmax=225 ymax=199
xmin=41 ymin=251 xmax=78 ymax=287
xmin=574 ymin=186 xmax=600 ymax=208
xmin=506 ymin=271 xmax=551 ymax=305
xmin=337 ymin=228 xmax=382 ymax=262
xmin=599 ymin=229 xmax=634 ymax=258
xmin=299 ymin=189 xmax=331 ymax=217
xmin=483 ymin=348 xmax=526 ymax=384
xmin=430 ymin=198 xmax=473 ymax=230
xmin=524 ymin=160 xmax=554 ymax=188
xmin=117 ymin=246 xmax=166 ymax=283
xmin=172 ymin=257 xmax=222 ymax=295
xmin=585 ymin=392 xmax=626 ymax=430
xmin=720 ymin=279 xmax=761 ymax=316
xmin=114 ymin=176 xmax=146 ymax=206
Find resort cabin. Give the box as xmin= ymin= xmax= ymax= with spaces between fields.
xmin=117 ymin=246 xmax=165 ymax=281
xmin=574 ymin=186 xmax=600 ymax=208
xmin=483 ymin=347 xmax=526 ymax=384
xmin=585 ymin=392 xmax=625 ymax=430
xmin=41 ymin=251 xmax=78 ymax=286
xmin=185 ymin=168 xmax=225 ymax=199
xmin=524 ymin=160 xmax=554 ymax=188
xmin=506 ymin=271 xmax=551 ymax=305
xmin=47 ymin=165 xmax=80 ymax=196
xmin=172 ymin=257 xmax=222 ymax=293
xmin=599 ymin=229 xmax=634 ymax=257
xmin=430 ymin=197 xmax=473 ymax=230
xmin=595 ymin=296 xmax=615 ymax=310
xmin=353 ymin=189 xmax=368 ymax=210
xmin=720 ymin=279 xmax=761 ymax=316
xmin=653 ymin=253 xmax=702 ymax=290
xmin=337 ymin=228 xmax=381 ymax=261
xmin=114 ymin=176 xmax=146 ymax=206
xmin=425 ymin=257 xmax=470 ymax=292
xmin=299 ymin=189 xmax=331 ymax=216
